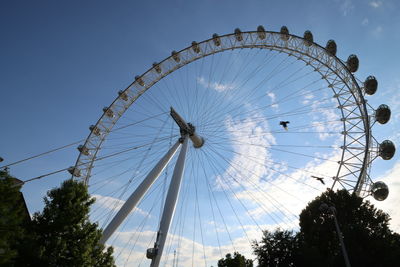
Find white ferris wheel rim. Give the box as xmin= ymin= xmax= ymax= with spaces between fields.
xmin=73 ymin=28 xmax=372 ymax=194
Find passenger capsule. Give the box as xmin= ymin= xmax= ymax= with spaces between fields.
xmin=68 ymin=166 xmax=81 ymax=177
xmin=303 ymin=30 xmax=313 ymax=46
xmin=171 ymin=51 xmax=180 ymax=62
xmin=280 ymin=26 xmax=289 ymax=41
xmin=371 ymin=181 xmax=389 ymax=201
xmin=192 ymin=41 xmax=200 ymax=53
xmin=379 ymin=140 xmax=396 ymax=160
xmin=375 ymin=104 xmax=391 ymax=124
xmin=326 ymin=40 xmax=337 ymax=56
xmin=234 ymin=28 xmax=243 ymax=41
xmin=347 ymin=54 xmax=359 ymax=72
xmin=257 ymin=25 xmax=266 ymax=39
xmin=77 ymin=145 xmax=90 ymax=156
xmin=212 ymin=33 xmax=221 ymax=46
xmin=103 ymin=107 xmax=114 ymax=118
xmin=146 ymin=248 xmax=157 ymax=259
xmin=118 ymin=90 xmax=129 ymax=101
xmin=364 ymin=76 xmax=378 ymax=95
xmin=135 ymin=76 xmax=145 ymax=86
xmin=89 ymin=125 xmax=101 ymax=136
xmin=152 ymin=62 xmax=162 ymax=74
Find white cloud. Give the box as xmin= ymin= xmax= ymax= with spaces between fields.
xmin=214 ymin=113 xmax=276 ymax=190
xmin=235 ymin=150 xmax=342 ymax=223
xmin=92 ymin=194 xmax=149 ymax=217
xmin=109 ymin=222 xmax=284 ymax=267
xmin=372 ymin=25 xmax=383 ymax=37
xmin=310 ymin=96 xmax=341 ymax=140
xmin=197 ymin=76 xmax=235 ymax=92
xmin=301 ymin=92 xmax=315 ymax=105
xmin=109 ymin=229 xmax=240 ymax=266
xmin=340 ymin=0 xmax=354 ymax=16
xmin=105 ymin=149 xmax=368 ymax=266
xmin=362 ymin=18 xmax=369 ymax=26
xmin=369 ymin=1 xmax=383 ymax=8
xmin=267 ymin=92 xmax=279 ymax=109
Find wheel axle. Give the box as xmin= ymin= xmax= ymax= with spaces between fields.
xmin=170 ymin=107 xmax=204 ymax=148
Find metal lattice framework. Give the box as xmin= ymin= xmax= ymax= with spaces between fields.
xmin=72 ymin=28 xmax=382 ymax=196
xmin=66 ymin=26 xmax=398 ymax=267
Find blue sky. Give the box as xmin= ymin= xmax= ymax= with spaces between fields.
xmin=1 ymin=0 xmax=400 ymax=266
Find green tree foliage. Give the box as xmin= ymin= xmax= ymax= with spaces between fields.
xmin=252 ymin=229 xmax=299 ymax=267
xmin=17 ymin=179 xmax=116 ymax=267
xmin=0 ymin=170 xmax=28 ymax=265
xmin=299 ymin=189 xmax=400 ymax=267
xmin=217 ymin=251 xmax=253 ymax=267
xmin=253 ymin=189 xmax=400 ymax=267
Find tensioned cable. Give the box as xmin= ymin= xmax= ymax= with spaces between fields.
xmin=203 ymin=119 xmax=342 ymax=139
xmin=193 ymin=56 xmax=337 ymax=133
xmin=201 ymin=47 xmax=270 ymax=122
xmin=200 ymin=46 xmax=253 ymax=119
xmin=101 ymin=116 xmax=170 ymax=229
xmin=199 ymin=95 xmax=339 ymax=133
xmin=205 ymin=133 xmax=339 ymax=164
xmin=117 ymin=185 xmax=165 ymax=265
xmin=88 ymin=148 xmax=170 ymax=194
xmin=196 ymin=151 xmax=224 ymax=259
xmin=207 ymin=142 xmax=321 ymax=192
xmin=202 ymin=53 xmax=297 ymax=125
xmin=202 ymin=161 xmax=237 ymax=253
xmin=81 ymin=40 xmax=360 ymax=264
xmin=204 ymin=145 xmax=300 ymax=227
xmin=209 ymin=158 xmax=265 ymax=232
xmin=20 ymin=135 xmax=174 ymax=185
xmin=201 ymin=147 xmax=253 ymax=245
xmin=210 ymin=140 xmax=337 ymax=182
xmin=203 ymin=145 xmax=299 ymax=226
xmin=204 ymin=53 xmax=314 ymax=124
xmin=0 ymin=140 xmax=83 ymax=169
xmin=200 ymin=100 xmax=338 ymax=132
xmin=189 ymin=150 xmax=208 ymax=267
xmin=0 ymin=111 xmax=168 ymax=169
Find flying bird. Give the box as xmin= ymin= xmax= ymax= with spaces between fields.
xmin=279 ymin=121 xmax=290 ymax=131
xmin=311 ymin=175 xmax=325 ymax=185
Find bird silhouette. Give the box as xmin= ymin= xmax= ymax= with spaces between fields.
xmin=279 ymin=121 xmax=290 ymax=131
xmin=311 ymin=175 xmax=325 ymax=185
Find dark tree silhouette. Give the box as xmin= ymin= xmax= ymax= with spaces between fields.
xmin=253 ymin=189 xmax=400 ymax=267
xmin=218 ymin=251 xmax=253 ymax=267
xmin=0 ymin=170 xmax=29 ymax=265
xmin=16 ymin=179 xmax=116 ymax=267
xmin=253 ymin=229 xmax=299 ymax=267
xmin=299 ymin=189 xmax=400 ymax=267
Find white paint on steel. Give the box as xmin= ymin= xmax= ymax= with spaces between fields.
xmin=73 ymin=30 xmax=371 ymax=196
xmin=99 ymin=140 xmax=182 ymax=245
xmin=150 ymin=136 xmax=189 ymax=267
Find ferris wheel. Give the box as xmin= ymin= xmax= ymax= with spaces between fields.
xmin=68 ymin=26 xmax=394 ymax=266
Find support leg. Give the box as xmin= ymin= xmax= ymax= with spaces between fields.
xmin=149 ymin=136 xmax=189 ymax=267
xmin=99 ymin=140 xmax=182 ymax=245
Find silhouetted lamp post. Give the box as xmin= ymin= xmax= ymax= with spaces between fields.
xmin=320 ymin=203 xmax=351 ymax=267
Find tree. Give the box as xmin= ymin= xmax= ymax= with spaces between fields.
xmin=253 ymin=189 xmax=400 ymax=267
xmin=298 ymin=189 xmax=400 ymax=267
xmin=252 ymin=229 xmax=299 ymax=267
xmin=218 ymin=251 xmax=253 ymax=267
xmin=17 ymin=179 xmax=116 ymax=267
xmin=0 ymin=170 xmax=29 ymax=265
